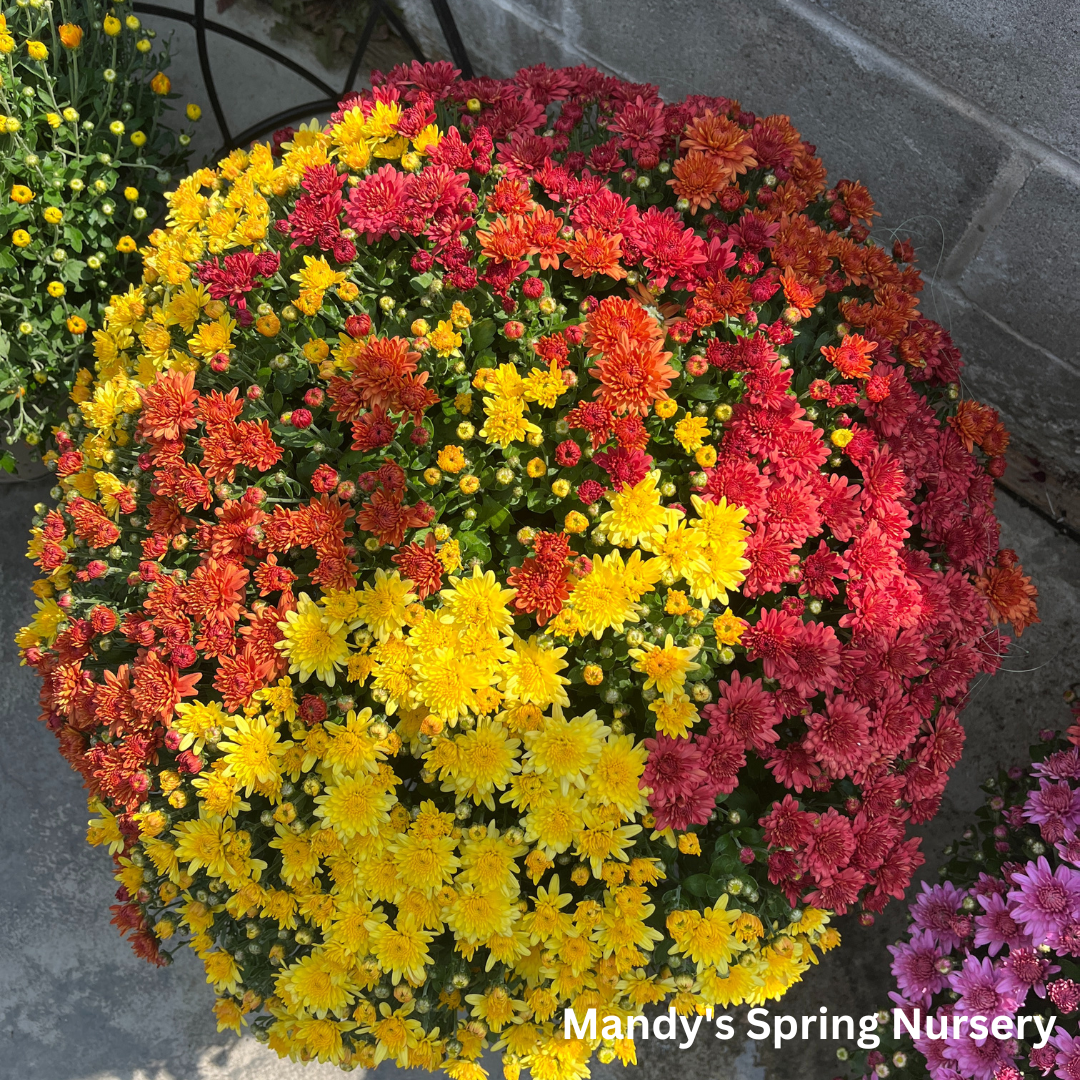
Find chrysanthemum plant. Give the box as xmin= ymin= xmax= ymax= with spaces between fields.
xmin=18 ymin=62 xmax=1039 ymax=1075
xmin=845 ymin=694 xmax=1080 ymax=1080
xmin=0 ymin=0 xmax=197 ymax=466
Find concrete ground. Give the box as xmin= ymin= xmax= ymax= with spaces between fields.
xmin=2 ymin=478 xmax=1078 ymax=1080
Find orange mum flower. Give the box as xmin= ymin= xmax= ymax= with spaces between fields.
xmin=137 ymin=369 xmax=199 ymax=442
xmin=668 ymin=150 xmax=728 ymax=213
xmin=351 ymin=336 xmax=420 ymax=411
xmin=583 ymin=296 xmax=663 ymax=357
xmin=526 ymin=206 xmax=565 ymax=270
xmin=681 ymin=110 xmax=757 ymax=176
xmin=976 ymin=548 xmax=1039 ymax=637
xmin=213 ymin=646 xmax=277 ymax=713
xmin=780 ymin=266 xmax=827 ymax=320
xmin=477 ymin=215 xmax=529 ymax=263
xmin=948 ymin=399 xmax=999 ymax=452
xmin=820 ymin=333 xmax=879 ymax=380
xmin=187 ymin=557 xmax=250 ymax=626
xmin=590 ymin=335 xmax=676 ymax=415
xmin=130 ymin=651 xmax=201 ymax=722
xmin=835 ymin=179 xmax=879 ymax=225
xmin=564 ymin=227 xmax=627 ymax=280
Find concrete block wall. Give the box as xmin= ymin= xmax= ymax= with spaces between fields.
xmin=405 ymin=0 xmax=1080 ymax=505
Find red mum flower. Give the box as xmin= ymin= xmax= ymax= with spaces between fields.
xmin=802 ymin=807 xmax=857 ymax=883
xmin=668 ymin=150 xmax=728 ymax=213
xmin=253 ymin=555 xmax=296 ymax=597
xmin=694 ymin=732 xmax=745 ymax=796
xmin=351 ymin=406 xmax=397 ymax=452
xmin=681 ymin=110 xmax=757 ymax=176
xmin=592 ymin=446 xmax=652 ymax=490
xmin=213 ymin=645 xmax=276 ymax=713
xmin=186 ymin=557 xmax=249 ymax=626
xmin=344 ymin=163 xmax=408 ymax=242
xmin=703 ymin=670 xmax=781 ymax=753
xmin=780 ymin=266 xmax=827 ymax=319
xmin=507 ymin=555 xmax=571 ymax=626
xmin=761 ymin=794 xmax=813 ymax=849
xmin=804 ymin=693 xmax=873 ymax=777
xmin=392 ymin=534 xmax=444 ymax=599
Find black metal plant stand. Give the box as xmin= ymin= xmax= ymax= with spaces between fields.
xmin=131 ymin=0 xmax=474 ymax=155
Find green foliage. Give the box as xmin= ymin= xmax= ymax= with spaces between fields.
xmin=0 ymin=0 xmax=197 ymax=466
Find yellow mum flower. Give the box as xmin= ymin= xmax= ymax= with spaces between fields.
xmin=436 ymin=444 xmax=467 ymax=473
xmin=649 ymin=693 xmax=700 ymax=739
xmin=523 ymin=789 xmax=586 ymax=859
xmin=585 ymin=734 xmax=649 ymax=817
xmin=566 ymin=550 xmax=642 ymax=640
xmin=628 ymin=633 xmax=700 ymax=702
xmin=172 ymin=817 xmax=231 ymax=877
xmin=479 ymin=394 xmax=540 ymax=448
xmin=368 ymin=916 xmax=435 ymax=985
xmin=446 ymin=721 xmax=523 ymax=809
xmin=673 ymin=413 xmax=710 ymax=452
xmin=500 ymin=635 xmax=570 ymax=710
xmin=523 ymin=710 xmax=609 ymax=794
xmin=601 ymin=473 xmax=672 ymax=549
xmin=428 ymin=319 xmax=462 ymax=357
xmin=314 ymin=773 xmax=394 ymax=839
xmin=356 ymin=568 xmax=415 ymax=642
xmin=522 ymin=363 xmax=566 ymax=408
xmin=276 ymin=592 xmax=352 ymax=684
xmin=712 ymin=607 xmax=749 ymax=645
xmin=217 ymin=713 xmax=286 ymax=795
xmin=439 ymin=565 xmax=516 ymax=642
xmin=390 ymin=831 xmax=460 ymax=896
xmin=276 ymin=953 xmax=354 ymax=1018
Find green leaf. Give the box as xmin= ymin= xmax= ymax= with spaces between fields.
xmin=469 ymin=318 xmax=496 ymax=354
xmin=478 ymin=496 xmax=511 ymax=533
xmin=681 ymin=874 xmax=711 ymax=897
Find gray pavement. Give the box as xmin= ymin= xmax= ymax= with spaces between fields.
xmin=2 ymin=476 xmax=1078 ymax=1079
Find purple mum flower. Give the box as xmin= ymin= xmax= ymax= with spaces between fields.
xmin=914 ymin=1028 xmax=957 ymax=1077
xmin=1057 ymin=835 xmax=1080 ymax=866
xmin=1024 ymin=779 xmax=1080 ymax=842
xmin=948 ymin=954 xmax=1018 ymax=1017
xmin=911 ymin=880 xmax=970 ymax=950
xmin=888 ymin=928 xmax=949 ymax=1005
xmin=1028 ymin=1043 xmax=1058 ymax=1076
xmin=1053 ymin=1030 xmax=1080 ymax=1080
xmin=1008 ymin=857 xmax=1080 ymax=940
xmin=942 ymin=1031 xmax=1017 ymax=1080
xmin=999 ymin=946 xmax=1058 ymax=1001
xmin=1033 ymin=746 xmax=1080 ymax=780
xmin=973 ymin=891 xmax=1029 ymax=956
xmin=972 ymin=872 xmax=1008 ymax=900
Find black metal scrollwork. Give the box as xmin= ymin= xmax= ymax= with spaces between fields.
xmin=131 ymin=0 xmax=474 ymax=155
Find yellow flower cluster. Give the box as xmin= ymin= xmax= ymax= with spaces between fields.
xmin=87 ymin=660 xmax=838 ymax=1073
